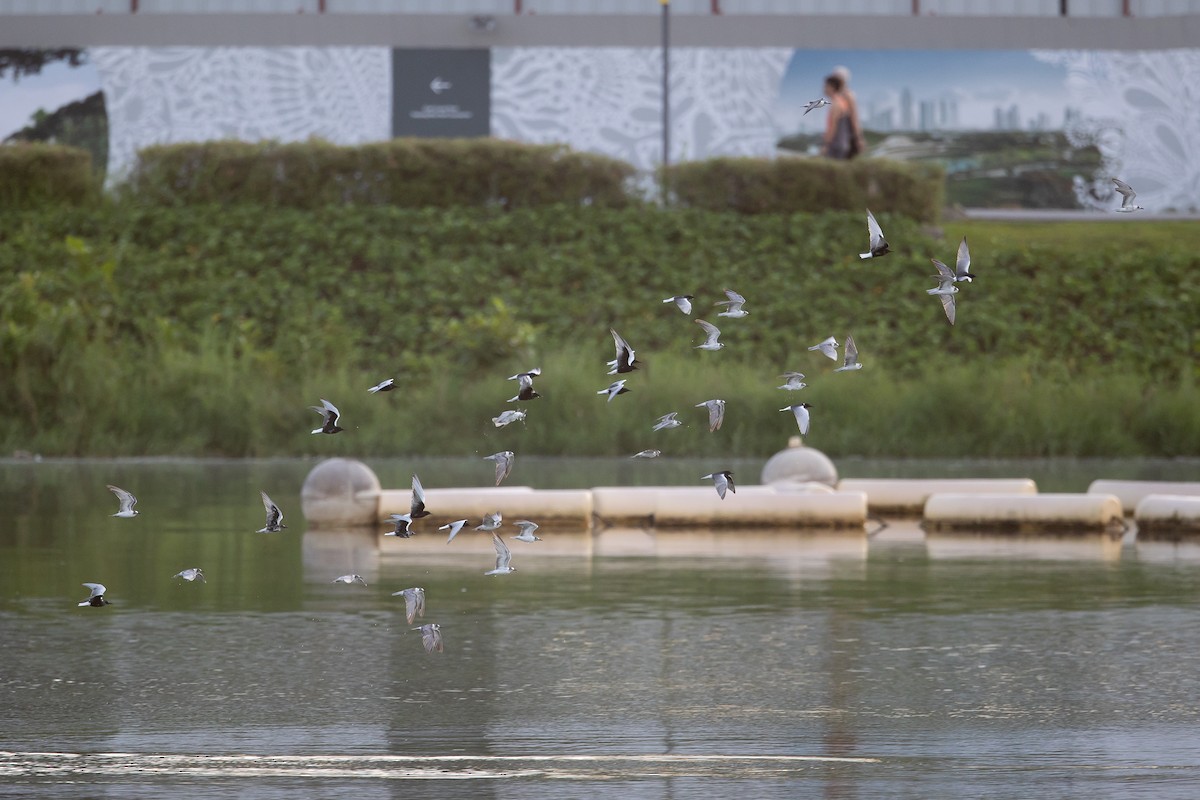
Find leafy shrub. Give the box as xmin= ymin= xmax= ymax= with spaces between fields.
xmin=0 ymin=142 xmax=96 ymax=208
xmin=0 ymin=203 xmax=1195 ymax=456
xmin=664 ymin=156 xmax=944 ymax=222
xmin=121 ymin=138 xmax=638 ymax=210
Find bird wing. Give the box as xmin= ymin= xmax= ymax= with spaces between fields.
xmin=956 ymin=237 xmax=971 ymax=277
xmin=107 ymin=485 xmax=136 ymax=512
xmin=793 ymin=405 xmax=811 ymax=435
xmin=677 ymin=297 xmax=692 ymax=315
xmin=712 ymin=473 xmax=728 ymax=499
xmin=421 ymin=625 xmax=443 ymax=653
xmin=931 ymin=258 xmax=954 ymax=281
xmin=939 ymin=293 xmax=956 ymax=325
xmin=1112 ymin=177 xmax=1135 ymax=200
xmin=261 ymin=491 xmax=283 ymax=528
xmin=720 ymin=288 xmax=746 ymax=305
xmin=610 ymin=328 xmax=634 ymax=364
xmin=492 ymin=533 xmax=512 ymax=570
xmin=319 ymin=398 xmax=340 ymax=424
xmin=695 ymin=319 xmax=721 ymax=344
xmin=843 ymin=336 xmax=859 ymax=367
xmin=708 ymin=401 xmax=725 ymax=431
xmin=410 ymin=474 xmax=427 ymax=517
xmin=440 ymin=519 xmax=466 ymax=543
xmin=809 ymin=336 xmax=839 ymax=360
xmin=866 ymin=209 xmax=884 ymax=247
xmin=403 ymin=590 xmax=419 ymax=623
xmin=83 ymin=582 xmax=106 ymax=598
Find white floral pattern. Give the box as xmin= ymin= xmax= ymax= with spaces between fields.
xmin=492 ymin=47 xmax=792 ymax=171
xmin=90 ymin=47 xmax=391 ymax=181
xmin=1033 ymin=48 xmax=1200 ymax=211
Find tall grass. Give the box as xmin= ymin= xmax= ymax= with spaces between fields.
xmin=4 ymin=336 xmax=1194 ymax=459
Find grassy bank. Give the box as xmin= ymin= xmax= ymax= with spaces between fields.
xmin=0 ymin=204 xmax=1195 ymax=458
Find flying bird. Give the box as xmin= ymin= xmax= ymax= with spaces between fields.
xmin=927 ymin=259 xmax=959 ymax=325
xmin=1112 ymin=178 xmax=1144 ymax=212
xmin=607 ymin=329 xmax=640 ymax=375
xmin=808 ymin=336 xmax=840 ymax=361
xmin=507 ymin=368 xmax=541 ymax=402
xmin=392 ymin=587 xmax=426 ymax=624
xmin=777 ymin=372 xmax=807 ymax=391
xmin=710 ymin=291 xmax=748 ymax=319
xmin=368 ymin=378 xmax=395 ymax=394
xmin=663 ymin=295 xmax=694 ymax=315
xmin=78 ymin=583 xmax=110 ymax=607
xmin=484 ymin=451 xmax=514 ymax=485
xmin=332 ymin=574 xmax=368 ymax=587
xmin=409 ymin=475 xmax=429 ymax=520
xmin=694 ymin=319 xmax=725 ymax=351
xmin=715 ymin=289 xmax=749 ymax=319
xmin=511 ymin=520 xmax=542 ymax=542
xmin=440 ymin=519 xmax=468 ymax=543
xmin=950 ymin=236 xmax=975 ymax=282
xmin=310 ymin=398 xmax=343 ymax=434
xmin=173 ymin=567 xmax=205 ymax=583
xmin=834 ymin=336 xmax=863 ymax=372
xmin=803 ymin=97 xmax=831 ymax=114
xmin=780 ymin=402 xmax=813 ymax=436
xmin=257 ymin=491 xmax=286 ymax=533
xmin=475 ymin=511 xmax=503 ymax=532
xmin=106 ymin=485 xmax=139 ymax=518
xmin=652 ymin=412 xmax=682 ymax=431
xmin=859 ymin=209 xmax=890 ymax=259
xmin=384 ymin=514 xmax=414 ymax=538
xmin=695 ymin=399 xmax=726 ymax=432
xmin=492 ymin=409 xmax=527 ymax=428
xmin=598 ymin=379 xmax=631 ymax=402
xmin=631 ymin=449 xmax=662 ymax=459
xmin=485 ymin=533 xmax=516 ymax=575
xmin=414 ymin=623 xmax=443 ymax=654
xmin=701 ymin=470 xmax=736 ymax=500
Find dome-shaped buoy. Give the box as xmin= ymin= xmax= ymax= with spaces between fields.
xmin=301 ymin=458 xmax=381 ymax=528
xmin=760 ymin=436 xmax=838 ymax=487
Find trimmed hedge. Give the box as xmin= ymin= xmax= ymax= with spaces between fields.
xmin=0 ymin=142 xmax=97 ymax=208
xmin=122 ymin=138 xmax=639 ymax=209
xmin=664 ymin=156 xmax=945 ymax=222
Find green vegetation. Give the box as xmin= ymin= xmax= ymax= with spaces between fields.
xmin=778 ymin=130 xmax=1102 ymax=210
xmin=3 ymin=91 xmax=108 ymax=184
xmin=123 ymin=139 xmax=639 ymax=210
xmin=0 ymin=143 xmax=96 ymax=208
xmin=664 ymin=156 xmax=944 ymax=222
xmin=0 ymin=202 xmax=1194 ymax=458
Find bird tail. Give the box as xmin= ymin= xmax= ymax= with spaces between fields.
xmin=368 ymin=385 xmax=382 ymax=393
xmin=310 ymin=428 xmax=323 ymax=435
xmin=859 ymin=252 xmax=873 ymax=260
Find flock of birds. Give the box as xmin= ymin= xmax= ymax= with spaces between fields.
xmin=80 ymin=176 xmax=1148 ymax=654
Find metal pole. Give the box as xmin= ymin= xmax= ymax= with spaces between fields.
xmin=661 ymin=0 xmax=670 ymax=203
xmin=1060 ymin=0 xmax=1068 ymax=16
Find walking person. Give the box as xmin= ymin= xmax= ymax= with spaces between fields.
xmin=821 ymin=73 xmax=864 ymax=160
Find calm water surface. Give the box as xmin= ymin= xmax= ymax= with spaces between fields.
xmin=2 ymin=458 xmax=1200 ymax=799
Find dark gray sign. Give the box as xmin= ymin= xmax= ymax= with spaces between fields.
xmin=392 ymin=49 xmax=490 ymax=138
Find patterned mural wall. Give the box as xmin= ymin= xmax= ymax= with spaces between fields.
xmin=90 ymin=46 xmax=791 ymax=181
xmin=1033 ymin=48 xmax=1200 ymax=211
xmin=24 ymin=45 xmax=1200 ymax=210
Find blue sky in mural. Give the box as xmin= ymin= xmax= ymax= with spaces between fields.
xmin=776 ymin=50 xmax=1073 ymax=136
xmin=0 ymin=60 xmax=102 ymax=140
